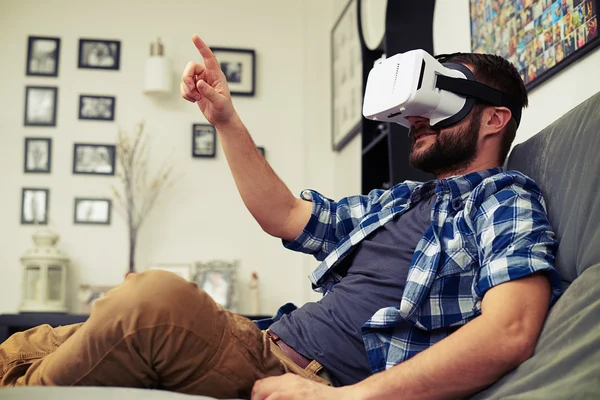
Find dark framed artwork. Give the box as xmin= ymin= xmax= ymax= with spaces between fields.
xmin=331 ymin=0 xmax=363 ymax=151
xmin=24 ymin=138 xmax=52 ymax=173
xmin=78 ymin=95 xmax=116 ymax=121
xmin=73 ymin=143 xmax=116 ymax=176
xmin=24 ymin=86 xmax=58 ymax=127
xmin=192 ymin=124 xmax=217 ymax=158
xmin=78 ymin=38 xmax=121 ymax=70
xmin=470 ymin=0 xmax=599 ymax=91
xmin=257 ymin=146 xmax=266 ymax=158
xmin=74 ymin=198 xmax=112 ymax=225
xmin=212 ymin=47 xmax=256 ymax=96
xmin=21 ymin=188 xmax=49 ymax=225
xmin=26 ymin=36 xmax=60 ymax=77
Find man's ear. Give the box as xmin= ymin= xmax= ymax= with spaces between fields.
xmin=481 ymin=106 xmax=513 ymax=138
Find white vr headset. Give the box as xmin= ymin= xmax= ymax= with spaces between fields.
xmin=362 ymin=50 xmax=522 ymax=129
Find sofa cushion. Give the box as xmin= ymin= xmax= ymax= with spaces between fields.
xmin=505 ymin=91 xmax=600 ymax=284
xmin=470 ymin=264 xmax=600 ymax=399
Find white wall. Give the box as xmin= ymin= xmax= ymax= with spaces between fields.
xmin=0 ymin=0 xmax=338 ymax=315
xmin=433 ymin=0 xmax=600 ymax=145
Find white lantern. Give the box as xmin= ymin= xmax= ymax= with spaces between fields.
xmin=20 ymin=229 xmax=69 ymax=313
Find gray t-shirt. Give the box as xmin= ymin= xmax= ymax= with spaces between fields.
xmin=270 ymin=193 xmax=436 ymax=386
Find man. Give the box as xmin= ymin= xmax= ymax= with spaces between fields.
xmin=0 ymin=35 xmax=561 ymax=400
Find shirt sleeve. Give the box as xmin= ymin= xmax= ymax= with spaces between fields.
xmin=282 ymin=187 xmax=388 ymax=261
xmin=472 ymin=186 xmax=562 ymax=305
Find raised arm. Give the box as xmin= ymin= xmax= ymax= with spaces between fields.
xmin=180 ymin=34 xmax=311 ymax=241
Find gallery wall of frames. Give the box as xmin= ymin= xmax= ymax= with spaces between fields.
xmin=22 ymin=36 xmax=263 ymax=228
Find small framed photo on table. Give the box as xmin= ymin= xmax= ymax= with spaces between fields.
xmin=78 ymin=38 xmax=121 ymax=70
xmin=74 ymin=198 xmax=112 ymax=225
xmin=73 ymin=143 xmax=116 ymax=175
xmin=24 ymin=138 xmax=52 ymax=173
xmin=24 ymin=86 xmax=58 ymax=127
xmin=26 ymin=36 xmax=60 ymax=77
xmin=148 ymin=264 xmax=194 ymax=281
xmin=195 ymin=260 xmax=239 ymax=311
xmin=79 ymin=95 xmax=116 ymax=121
xmin=192 ymin=124 xmax=217 ymax=158
xmin=21 ymin=188 xmax=49 ymax=225
xmin=212 ymin=47 xmax=256 ymax=96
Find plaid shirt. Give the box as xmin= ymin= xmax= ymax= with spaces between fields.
xmin=270 ymin=167 xmax=562 ymax=373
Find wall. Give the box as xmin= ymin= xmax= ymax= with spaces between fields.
xmin=433 ymin=0 xmax=600 ymax=144
xmin=0 ymin=0 xmax=338 ymax=315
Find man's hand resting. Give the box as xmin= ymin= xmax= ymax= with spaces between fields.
xmin=251 ymin=373 xmax=354 ymax=400
xmin=180 ymin=34 xmax=239 ymax=129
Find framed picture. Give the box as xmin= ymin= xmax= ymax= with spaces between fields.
xmin=74 ymin=198 xmax=112 ymax=225
xmin=73 ymin=144 xmax=116 ymax=176
xmin=21 ymin=188 xmax=49 ymax=225
xmin=148 ymin=264 xmax=193 ymax=281
xmin=470 ymin=0 xmax=599 ymax=91
xmin=78 ymin=95 xmax=116 ymax=121
xmin=77 ymin=284 xmax=113 ymax=313
xmin=24 ymin=138 xmax=52 ymax=173
xmin=195 ymin=260 xmax=239 ymax=311
xmin=78 ymin=38 xmax=121 ymax=70
xmin=331 ymin=0 xmax=363 ymax=151
xmin=26 ymin=36 xmax=60 ymax=77
xmin=212 ymin=47 xmax=256 ymax=96
xmin=24 ymin=86 xmax=58 ymax=127
xmin=257 ymin=146 xmax=266 ymax=158
xmin=192 ymin=123 xmax=217 ymax=158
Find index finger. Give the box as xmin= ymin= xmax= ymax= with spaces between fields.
xmin=192 ymin=34 xmax=220 ymax=71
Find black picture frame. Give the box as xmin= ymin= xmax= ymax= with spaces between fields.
xmin=21 ymin=188 xmax=49 ymax=225
xmin=470 ymin=0 xmax=599 ymax=92
xmin=74 ymin=198 xmax=112 ymax=225
xmin=26 ymin=36 xmax=60 ymax=77
xmin=24 ymin=138 xmax=52 ymax=173
xmin=78 ymin=95 xmax=116 ymax=121
xmin=331 ymin=0 xmax=363 ymax=151
xmin=24 ymin=86 xmax=58 ymax=127
xmin=192 ymin=124 xmax=217 ymax=158
xmin=78 ymin=38 xmax=121 ymax=70
xmin=73 ymin=143 xmax=116 ymax=176
xmin=211 ymin=47 xmax=256 ymax=96
xmin=257 ymin=146 xmax=266 ymax=158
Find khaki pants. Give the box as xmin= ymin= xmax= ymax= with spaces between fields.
xmin=0 ymin=271 xmax=330 ymax=399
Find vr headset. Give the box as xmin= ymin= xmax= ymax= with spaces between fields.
xmin=362 ymin=50 xmax=523 ymax=129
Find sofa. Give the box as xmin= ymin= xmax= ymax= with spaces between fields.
xmin=2 ymin=92 xmax=599 ymax=399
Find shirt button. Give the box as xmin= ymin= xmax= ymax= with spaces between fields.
xmin=452 ymin=199 xmax=462 ymax=210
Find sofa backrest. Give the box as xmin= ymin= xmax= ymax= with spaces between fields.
xmin=506 ymin=91 xmax=600 ymax=286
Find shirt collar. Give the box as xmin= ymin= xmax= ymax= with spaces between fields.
xmin=434 ymin=167 xmax=505 ymax=199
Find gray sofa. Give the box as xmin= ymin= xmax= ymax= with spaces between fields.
xmin=3 ymin=93 xmax=599 ymax=399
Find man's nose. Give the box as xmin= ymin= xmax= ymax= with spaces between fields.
xmin=406 ymin=116 xmax=430 ymax=127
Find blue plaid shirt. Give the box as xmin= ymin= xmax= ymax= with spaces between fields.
xmin=259 ymin=168 xmax=561 ymax=374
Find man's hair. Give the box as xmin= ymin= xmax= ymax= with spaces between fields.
xmin=436 ymin=53 xmax=528 ymax=163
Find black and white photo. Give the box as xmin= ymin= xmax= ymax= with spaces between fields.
xmin=192 ymin=124 xmax=217 ymax=158
xmin=26 ymin=36 xmax=60 ymax=77
xmin=212 ymin=47 xmax=255 ymax=96
xmin=21 ymin=188 xmax=49 ymax=225
xmin=24 ymin=86 xmax=58 ymax=126
xmin=24 ymin=138 xmax=52 ymax=173
xmin=79 ymin=95 xmax=116 ymax=121
xmin=74 ymin=198 xmax=112 ymax=225
xmin=78 ymin=38 xmax=121 ymax=70
xmin=73 ymin=144 xmax=116 ymax=175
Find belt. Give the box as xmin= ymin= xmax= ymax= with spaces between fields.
xmin=267 ymin=330 xmax=312 ymax=369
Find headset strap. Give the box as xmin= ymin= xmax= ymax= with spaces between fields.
xmin=436 ymin=75 xmax=522 ymax=127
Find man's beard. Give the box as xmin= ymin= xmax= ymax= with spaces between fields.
xmin=408 ymin=113 xmax=481 ymax=176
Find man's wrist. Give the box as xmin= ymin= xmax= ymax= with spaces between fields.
xmin=214 ymin=113 xmax=243 ymax=133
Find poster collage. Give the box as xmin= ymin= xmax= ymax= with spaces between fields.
xmin=470 ymin=0 xmax=598 ymax=86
